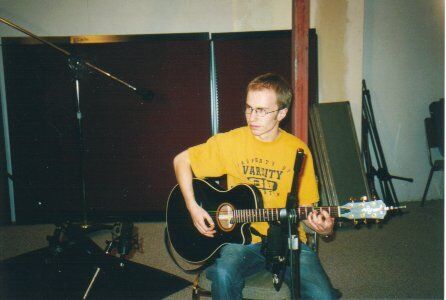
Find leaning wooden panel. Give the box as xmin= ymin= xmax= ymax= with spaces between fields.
xmin=310 ymin=102 xmax=371 ymax=206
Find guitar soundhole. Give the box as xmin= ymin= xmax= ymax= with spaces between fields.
xmin=217 ymin=203 xmax=235 ymax=232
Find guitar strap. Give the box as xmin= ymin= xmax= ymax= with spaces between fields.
xmin=163 ymin=227 xmax=207 ymax=274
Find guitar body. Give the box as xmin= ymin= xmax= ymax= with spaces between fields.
xmin=166 ymin=178 xmax=263 ymax=264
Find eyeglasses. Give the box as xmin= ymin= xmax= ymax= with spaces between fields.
xmin=245 ymin=106 xmax=281 ymax=117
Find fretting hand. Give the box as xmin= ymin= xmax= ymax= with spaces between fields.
xmin=305 ymin=210 xmax=334 ymax=236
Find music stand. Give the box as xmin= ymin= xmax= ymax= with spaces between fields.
xmin=361 ymin=80 xmax=413 ymax=206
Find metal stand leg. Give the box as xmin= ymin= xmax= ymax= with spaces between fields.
xmin=420 ymin=166 xmax=435 ymax=206
xmin=83 ymin=267 xmax=101 ymax=299
xmin=80 ymin=239 xmax=118 ymax=299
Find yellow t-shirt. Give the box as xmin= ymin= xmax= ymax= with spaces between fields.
xmin=188 ymin=126 xmax=319 ymax=243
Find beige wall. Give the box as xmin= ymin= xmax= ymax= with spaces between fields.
xmin=311 ymin=0 xmax=364 ymax=138
xmin=363 ymin=0 xmax=444 ymax=201
xmin=0 ymin=0 xmax=291 ymax=35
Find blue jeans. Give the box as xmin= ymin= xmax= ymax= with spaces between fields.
xmin=206 ymin=243 xmax=338 ymax=300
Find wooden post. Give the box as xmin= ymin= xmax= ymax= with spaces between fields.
xmin=291 ymin=0 xmax=309 ymax=143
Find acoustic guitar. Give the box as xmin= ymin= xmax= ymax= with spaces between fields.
xmin=165 ymin=178 xmax=399 ymax=264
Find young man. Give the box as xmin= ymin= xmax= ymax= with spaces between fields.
xmin=173 ymin=73 xmax=338 ymax=299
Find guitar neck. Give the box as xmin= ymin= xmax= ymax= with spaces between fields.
xmin=232 ymin=206 xmax=340 ymax=224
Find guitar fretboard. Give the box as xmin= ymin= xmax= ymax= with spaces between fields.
xmin=231 ymin=206 xmax=341 ymax=224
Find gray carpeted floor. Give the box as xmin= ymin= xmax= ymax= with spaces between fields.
xmin=0 ymin=199 xmax=443 ymax=299
xmin=318 ymin=199 xmax=443 ymax=299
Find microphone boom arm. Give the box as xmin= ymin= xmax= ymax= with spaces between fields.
xmin=0 ymin=16 xmax=152 ymax=101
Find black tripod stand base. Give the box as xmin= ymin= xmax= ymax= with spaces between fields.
xmin=0 ymin=246 xmax=190 ymax=299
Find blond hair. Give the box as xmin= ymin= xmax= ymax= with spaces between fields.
xmin=247 ymin=73 xmax=293 ymax=109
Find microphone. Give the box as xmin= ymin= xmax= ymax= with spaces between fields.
xmin=134 ymin=88 xmax=154 ymax=102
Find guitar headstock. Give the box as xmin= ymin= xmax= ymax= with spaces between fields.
xmin=339 ymin=198 xmax=402 ymax=223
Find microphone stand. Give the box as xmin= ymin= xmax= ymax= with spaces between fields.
xmin=68 ymin=56 xmax=89 ymax=226
xmin=284 ymin=149 xmax=306 ymax=300
xmin=0 ymin=16 xmax=153 ymax=229
xmin=269 ymin=150 xmax=305 ymax=298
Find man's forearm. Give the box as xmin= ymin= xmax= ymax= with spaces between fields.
xmin=173 ymin=150 xmax=198 ymax=210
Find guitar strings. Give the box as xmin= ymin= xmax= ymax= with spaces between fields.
xmin=172 ymin=208 xmax=342 ymax=216
xmin=170 ymin=208 xmax=340 ymax=220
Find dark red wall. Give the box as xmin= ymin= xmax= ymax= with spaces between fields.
xmin=2 ymin=34 xmax=211 ymax=223
xmin=214 ymin=31 xmax=291 ymax=133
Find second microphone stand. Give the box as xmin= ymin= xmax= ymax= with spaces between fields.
xmin=0 ymin=16 xmax=153 ymax=229
xmin=68 ymin=55 xmax=90 ymax=226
